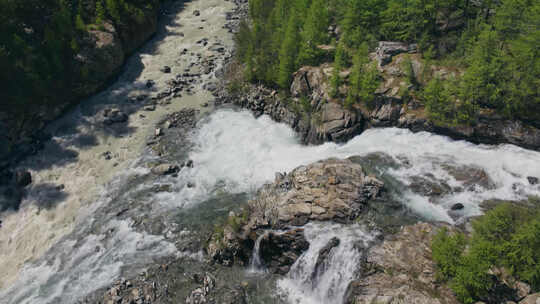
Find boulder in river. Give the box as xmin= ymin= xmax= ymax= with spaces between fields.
xmin=259 ymin=229 xmax=310 ymax=274
xmin=527 ymin=176 xmax=539 ymax=185
xmin=160 ymin=65 xmax=171 ymax=73
xmin=151 ymin=163 xmax=180 ymax=176
xmin=15 ymin=170 xmax=32 ymax=187
xmin=251 ymin=158 xmax=384 ymax=227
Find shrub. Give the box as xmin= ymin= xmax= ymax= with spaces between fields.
xmin=432 ymin=202 xmax=540 ymax=303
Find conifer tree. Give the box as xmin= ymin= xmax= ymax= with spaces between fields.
xmin=277 ymin=13 xmax=300 ymax=88
xmin=297 ymin=0 xmax=329 ymax=66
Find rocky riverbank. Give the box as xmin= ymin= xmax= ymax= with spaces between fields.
xmin=214 ymin=41 xmax=540 ymax=151
xmin=0 ymin=0 xmax=246 ymax=301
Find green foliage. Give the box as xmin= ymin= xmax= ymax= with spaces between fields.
xmin=296 ymin=0 xmax=329 ymax=66
xmin=0 ymin=0 xmax=161 ymax=116
xmin=237 ymin=0 xmax=539 ymax=126
xmin=277 ymin=13 xmax=301 ymax=88
xmin=432 ymin=202 xmax=540 ymax=303
xmin=346 ymin=43 xmax=380 ymax=108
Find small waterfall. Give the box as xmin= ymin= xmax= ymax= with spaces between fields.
xmin=247 ymin=232 xmax=268 ymax=274
xmin=276 ymin=223 xmax=377 ymax=304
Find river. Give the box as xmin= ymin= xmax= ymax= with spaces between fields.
xmin=1 ymin=0 xmax=540 ymax=303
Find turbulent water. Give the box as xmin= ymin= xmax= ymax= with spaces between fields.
xmin=1 ymin=2 xmax=540 ymax=302
xmin=2 ymin=103 xmax=540 ymax=303
xmin=276 ymin=223 xmax=377 ymax=304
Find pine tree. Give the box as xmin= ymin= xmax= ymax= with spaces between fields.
xmin=297 ymin=0 xmax=329 ymax=66
xmin=330 ymin=40 xmax=347 ymax=97
xmin=96 ymin=0 xmax=106 ymax=24
xmin=277 ymin=13 xmax=300 ymax=89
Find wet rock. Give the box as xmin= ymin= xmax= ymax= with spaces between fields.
xmin=160 ymin=65 xmax=171 ymax=73
xmin=409 ymin=175 xmax=452 ymax=197
xmin=144 ymin=105 xmax=156 ymax=111
xmin=186 ymin=273 xmax=215 ymax=304
xmin=259 ymin=229 xmax=310 ymax=274
xmin=527 ymin=176 xmax=539 ymax=185
xmin=442 ymin=164 xmax=495 ymax=190
xmin=451 ymin=203 xmax=465 ymax=210
xmin=151 ymin=163 xmax=180 ymax=176
xmin=101 ymin=108 xmax=128 ymax=125
xmin=193 ymin=10 xmax=200 ymax=16
xmin=145 ymin=79 xmax=155 ymax=88
xmin=313 ymin=237 xmax=340 ymax=280
xmin=102 ymin=151 xmax=113 ymax=160
xmin=15 ymin=170 xmax=32 ymax=187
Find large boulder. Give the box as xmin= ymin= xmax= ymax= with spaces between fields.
xmin=250 ymin=158 xmax=384 ymax=228
xmin=258 ymin=228 xmax=310 ymax=274
xmin=290 ymin=66 xmax=329 ymax=101
xmin=306 ymin=102 xmax=363 ymax=143
xmin=374 ymin=41 xmax=418 ymax=67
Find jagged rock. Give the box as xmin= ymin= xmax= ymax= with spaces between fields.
xmin=344 ymin=223 xmax=459 ymax=304
xmin=290 ymin=65 xmax=328 ymax=100
xmin=250 ymin=158 xmax=383 ymax=228
xmin=519 ymin=293 xmax=540 ymax=304
xmin=207 ymin=223 xmax=251 ymax=266
xmin=374 ymin=41 xmax=418 ymax=66
xmin=312 ymin=237 xmax=340 ymax=280
xmin=451 ymin=203 xmax=465 ymax=210
xmin=151 ymin=163 xmax=180 ymax=175
xmin=101 ymin=108 xmax=128 ymax=125
xmin=160 ymin=65 xmax=171 ymax=73
xmin=441 ymin=164 xmax=495 ymax=190
xmin=307 ymin=102 xmax=363 ymax=143
xmin=15 ymin=170 xmax=32 ymax=187
xmin=258 ymin=229 xmax=309 ymax=274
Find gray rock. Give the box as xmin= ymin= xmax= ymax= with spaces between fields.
xmin=451 ymin=203 xmax=465 ymax=210
xmin=527 ymin=176 xmax=539 ymax=185
xmin=259 ymin=229 xmax=310 ymax=275
xmin=160 ymin=66 xmax=171 ymax=73
xmin=15 ymin=170 xmax=32 ymax=187
xmin=375 ymin=41 xmax=418 ymax=66
xmin=151 ymin=164 xmax=180 ymax=176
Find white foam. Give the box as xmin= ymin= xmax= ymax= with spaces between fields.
xmin=0 ymin=218 xmax=176 ymax=304
xmin=158 ymin=109 xmax=540 ymax=223
xmin=276 ymin=223 xmax=377 ymax=304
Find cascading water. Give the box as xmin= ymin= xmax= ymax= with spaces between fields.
xmin=174 ymin=109 xmax=540 ymax=223
xmin=276 ymin=223 xmax=377 ymax=304
xmin=247 ymin=232 xmax=269 ymax=274
xmin=2 ymin=104 xmax=540 ymax=304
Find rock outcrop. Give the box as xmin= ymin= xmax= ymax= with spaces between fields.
xmin=258 ymin=229 xmax=310 ymax=274
xmin=207 ymin=158 xmax=385 ymax=271
xmin=253 ymin=158 xmax=384 ymax=227
xmin=344 ymin=222 xmax=459 ymax=304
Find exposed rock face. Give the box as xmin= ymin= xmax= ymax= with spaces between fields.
xmin=254 ymin=158 xmax=384 ymax=227
xmin=374 ymin=41 xmax=418 ymax=66
xmin=345 ymin=223 xmax=459 ymax=304
xmin=221 ymin=52 xmax=540 ymax=151
xmin=206 ymin=224 xmax=251 ymax=267
xmin=258 ymin=229 xmax=310 ymax=275
xmin=306 ymin=102 xmax=363 ymax=143
xmin=207 ymin=158 xmax=384 ymax=271
xmin=519 ymin=293 xmax=540 ymax=304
